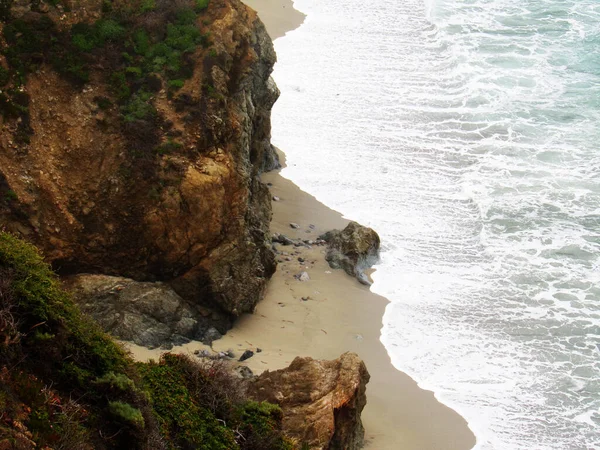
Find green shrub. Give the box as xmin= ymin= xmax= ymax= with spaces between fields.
xmin=71 ymin=24 xmax=97 ymax=52
xmin=4 ymin=189 xmax=17 ymax=202
xmin=126 ymin=65 xmax=143 ymax=78
xmin=133 ymin=29 xmax=151 ymax=56
xmin=155 ymin=139 xmax=183 ymax=155
xmin=96 ymin=19 xmax=125 ymax=43
xmin=122 ymin=91 xmax=156 ymax=122
xmin=111 ymin=71 xmax=131 ymax=101
xmin=95 ymin=371 xmax=136 ymax=392
xmin=138 ymin=354 xmax=238 ymax=449
xmin=167 ymin=79 xmax=184 ymax=89
xmin=0 ymin=233 xmax=158 ymax=447
xmin=236 ymin=401 xmax=295 ymax=450
xmin=108 ymin=401 xmax=145 ymax=428
xmin=194 ymin=0 xmax=209 ymax=12
xmin=0 ymin=232 xmax=129 ymax=380
xmin=139 ymin=0 xmax=156 ymax=13
xmin=93 ymin=95 xmax=112 ymax=110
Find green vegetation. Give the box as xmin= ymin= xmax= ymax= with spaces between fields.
xmin=0 ymin=0 xmax=212 ymax=149
xmin=155 ymin=138 xmax=183 ymax=155
xmin=0 ymin=232 xmax=294 ymax=449
xmin=109 ymin=401 xmax=146 ymax=428
xmin=122 ymin=91 xmax=157 ymax=123
xmin=138 ymin=354 xmax=238 ymax=449
xmin=195 ymin=0 xmax=210 ymax=12
xmin=0 ymin=232 xmax=149 ymax=448
xmin=139 ymin=353 xmax=295 ymax=450
xmin=3 ymin=189 xmax=17 ymax=202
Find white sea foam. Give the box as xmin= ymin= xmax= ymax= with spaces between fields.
xmin=271 ymin=0 xmax=600 ymax=448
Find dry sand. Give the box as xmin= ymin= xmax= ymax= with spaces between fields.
xmin=126 ymin=2 xmax=477 ymax=449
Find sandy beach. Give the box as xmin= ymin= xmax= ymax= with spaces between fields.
xmin=127 ymin=1 xmax=476 ymax=448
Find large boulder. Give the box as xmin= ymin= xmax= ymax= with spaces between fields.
xmin=247 ymin=352 xmax=370 ymax=450
xmin=0 ymin=0 xmax=278 ymax=327
xmin=320 ymin=222 xmax=380 ymax=285
xmin=65 ymin=274 xmax=230 ymax=349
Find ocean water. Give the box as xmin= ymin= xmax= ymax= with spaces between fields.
xmin=269 ymin=0 xmax=600 ymax=448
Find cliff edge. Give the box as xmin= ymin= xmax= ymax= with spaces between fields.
xmin=0 ymin=0 xmax=279 ymax=342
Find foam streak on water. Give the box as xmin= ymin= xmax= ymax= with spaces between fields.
xmin=271 ymin=0 xmax=600 ymax=448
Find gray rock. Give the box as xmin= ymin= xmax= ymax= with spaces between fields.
xmin=297 ymin=271 xmax=310 ymax=282
xmin=273 ymin=233 xmax=295 ymax=246
xmin=239 ymin=350 xmax=255 ymax=362
xmin=236 ymin=365 xmax=255 ymax=379
xmin=66 ymin=274 xmax=230 ymax=349
xmin=290 ymin=223 xmax=300 ymax=229
xmin=272 ymin=195 xmax=280 ymax=201
xmin=319 ymin=222 xmax=380 ymax=285
xmin=202 ymin=327 xmax=223 ymax=345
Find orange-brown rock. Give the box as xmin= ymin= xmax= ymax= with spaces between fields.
xmin=247 ymin=352 xmax=370 ymax=450
xmin=0 ymin=0 xmax=279 ymax=338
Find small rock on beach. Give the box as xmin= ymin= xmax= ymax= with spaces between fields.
xmin=296 ymin=271 xmax=310 ymax=282
xmin=239 ymin=350 xmax=255 ymax=362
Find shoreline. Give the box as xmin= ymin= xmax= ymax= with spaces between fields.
xmin=127 ymin=1 xmax=476 ymax=448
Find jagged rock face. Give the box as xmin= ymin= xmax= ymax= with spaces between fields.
xmin=247 ymin=352 xmax=370 ymax=450
xmin=65 ymin=274 xmax=230 ymax=349
xmin=0 ymin=0 xmax=277 ymax=320
xmin=320 ymin=222 xmax=380 ymax=285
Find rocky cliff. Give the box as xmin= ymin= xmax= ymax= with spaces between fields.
xmin=0 ymin=0 xmax=279 ymax=341
xmin=248 ymin=352 xmax=370 ymax=450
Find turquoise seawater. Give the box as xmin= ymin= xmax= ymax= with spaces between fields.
xmin=270 ymin=0 xmax=600 ymax=448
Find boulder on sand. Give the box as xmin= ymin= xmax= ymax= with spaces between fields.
xmin=319 ymin=221 xmax=380 ymax=285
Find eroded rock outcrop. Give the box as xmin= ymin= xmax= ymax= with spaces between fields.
xmin=0 ymin=0 xmax=279 ymax=336
xmin=320 ymin=222 xmax=380 ymax=285
xmin=65 ymin=274 xmax=230 ymax=349
xmin=247 ymin=352 xmax=370 ymax=450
